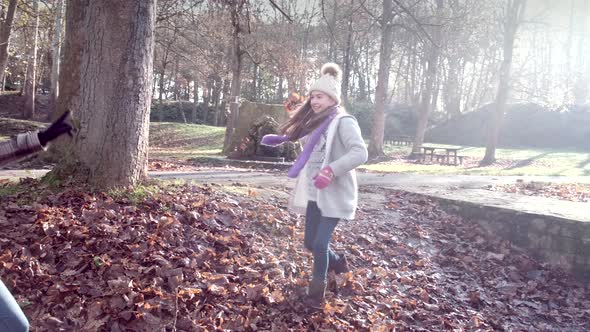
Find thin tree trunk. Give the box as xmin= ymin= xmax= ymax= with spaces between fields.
xmin=50 ymin=0 xmax=64 ymax=107
xmin=327 ymin=0 xmax=338 ymax=61
xmin=463 ymin=57 xmax=477 ymax=112
xmin=367 ymin=0 xmax=394 ymax=159
xmin=409 ymin=41 xmax=419 ymax=106
xmin=172 ymin=55 xmax=180 ymax=100
xmin=192 ymin=78 xmax=198 ymax=123
xmin=211 ymin=75 xmax=222 ymax=123
xmin=482 ymin=0 xmax=526 ymax=165
xmin=356 ymin=49 xmax=367 ymax=101
xmin=444 ymin=55 xmax=462 ymax=119
xmin=276 ymin=76 xmax=284 ymax=102
xmin=23 ymin=0 xmax=40 ymax=119
xmin=391 ymin=49 xmax=405 ymax=103
xmin=0 ymin=0 xmax=17 ymax=91
xmin=203 ymin=75 xmax=213 ymax=123
xmin=411 ymin=0 xmax=443 ymax=154
xmin=341 ymin=0 xmax=354 ymax=104
xmin=223 ymin=3 xmax=244 ymax=153
xmin=157 ymin=71 xmax=166 ymax=121
xmin=564 ymin=0 xmax=574 ymax=104
xmin=251 ymin=63 xmax=258 ymax=101
xmin=364 ymin=45 xmax=372 ymax=102
xmin=214 ymin=76 xmax=228 ymax=126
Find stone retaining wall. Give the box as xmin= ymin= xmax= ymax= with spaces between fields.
xmin=433 ymin=197 xmax=590 ymax=280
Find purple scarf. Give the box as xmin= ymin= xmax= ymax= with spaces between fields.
xmin=260 ymin=108 xmax=338 ymax=178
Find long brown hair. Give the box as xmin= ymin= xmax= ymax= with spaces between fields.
xmin=280 ymin=100 xmax=340 ymax=140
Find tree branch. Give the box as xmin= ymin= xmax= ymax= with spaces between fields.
xmin=268 ymin=0 xmax=293 ymax=22
xmin=321 ymin=0 xmax=338 ymax=50
xmin=391 ymin=0 xmax=438 ymax=47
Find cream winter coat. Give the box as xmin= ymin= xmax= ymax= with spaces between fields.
xmin=288 ymin=112 xmax=368 ymax=219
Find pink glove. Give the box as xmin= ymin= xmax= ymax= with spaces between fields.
xmin=313 ymin=166 xmax=334 ymax=189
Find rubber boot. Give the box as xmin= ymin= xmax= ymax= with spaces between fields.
xmin=329 ymin=255 xmax=349 ymax=274
xmin=305 ymin=279 xmax=326 ymax=311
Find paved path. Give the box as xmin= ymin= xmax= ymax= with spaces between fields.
xmin=2 ymin=169 xmax=589 ymax=222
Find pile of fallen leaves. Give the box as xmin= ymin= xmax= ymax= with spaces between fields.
xmin=1 ymin=181 xmax=311 ymax=331
xmin=484 ymin=181 xmax=590 ymax=202
xmin=375 ymin=190 xmax=589 ymax=331
xmin=0 ymin=180 xmax=588 ymax=331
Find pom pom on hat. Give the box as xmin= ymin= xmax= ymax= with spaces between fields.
xmin=310 ymin=62 xmax=342 ymax=105
xmin=320 ymin=63 xmax=342 ymax=80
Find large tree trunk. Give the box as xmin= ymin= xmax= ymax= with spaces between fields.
xmin=411 ymin=0 xmax=443 ymax=154
xmin=50 ymin=0 xmax=64 ymax=107
xmin=23 ymin=0 xmax=40 ymax=119
xmin=55 ymin=0 xmax=156 ymax=189
xmin=0 ymin=0 xmax=17 ymax=91
xmin=481 ymin=0 xmax=526 ymax=165
xmin=367 ymin=0 xmax=394 ymax=160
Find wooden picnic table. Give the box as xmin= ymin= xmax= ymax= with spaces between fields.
xmin=385 ymin=135 xmax=412 ymax=146
xmin=417 ymin=146 xmax=463 ymax=165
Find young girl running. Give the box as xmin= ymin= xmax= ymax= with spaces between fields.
xmin=261 ymin=63 xmax=368 ymax=309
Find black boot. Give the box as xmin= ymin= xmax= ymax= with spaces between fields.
xmin=329 ymin=255 xmax=349 ymax=275
xmin=304 ymin=279 xmax=326 ymax=310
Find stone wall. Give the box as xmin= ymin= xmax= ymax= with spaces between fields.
xmin=434 ymin=198 xmax=590 ymax=280
xmin=227 ymin=100 xmax=288 ymax=154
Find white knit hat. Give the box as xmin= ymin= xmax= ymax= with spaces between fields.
xmin=309 ymin=63 xmax=342 ymax=105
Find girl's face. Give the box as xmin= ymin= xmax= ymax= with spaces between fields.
xmin=310 ymin=91 xmax=336 ymax=113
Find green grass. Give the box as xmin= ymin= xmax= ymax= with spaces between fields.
xmin=359 ymin=143 xmax=590 ymax=176
xmin=0 ymin=181 xmax=22 ymax=197
xmin=0 ymin=117 xmax=46 ymax=137
xmin=2 ymin=116 xmax=587 ymax=177
xmin=108 ymin=184 xmax=161 ymax=205
xmin=149 ymin=122 xmax=225 ymax=159
xmin=0 ymin=118 xmax=225 ymax=160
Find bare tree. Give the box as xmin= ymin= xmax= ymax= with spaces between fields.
xmin=0 ymin=0 xmax=17 ymax=90
xmin=50 ymin=0 xmax=64 ymax=106
xmin=23 ymin=0 xmax=40 ymax=119
xmin=222 ymin=0 xmax=248 ymax=154
xmin=367 ymin=0 xmax=395 ymax=159
xmin=481 ymin=0 xmax=526 ymax=165
xmin=411 ymin=0 xmax=444 ymax=154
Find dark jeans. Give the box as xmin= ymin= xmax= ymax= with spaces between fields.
xmin=304 ymin=201 xmax=340 ymax=282
xmin=0 ymin=279 xmax=29 ymax=332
